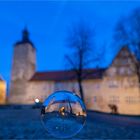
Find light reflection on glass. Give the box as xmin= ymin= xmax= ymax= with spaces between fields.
xmin=41 ymin=90 xmax=87 ymax=138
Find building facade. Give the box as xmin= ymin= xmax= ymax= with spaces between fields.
xmin=9 ymin=29 xmax=140 ymax=115
xmin=0 ymin=76 xmax=6 ymax=104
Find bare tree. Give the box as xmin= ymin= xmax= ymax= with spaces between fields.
xmin=65 ymin=22 xmax=97 ymax=103
xmin=114 ymin=8 xmax=140 ymax=87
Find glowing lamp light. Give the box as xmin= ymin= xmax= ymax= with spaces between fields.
xmin=76 ymin=113 xmax=79 ymax=116
xmin=35 ymin=98 xmax=40 ymax=103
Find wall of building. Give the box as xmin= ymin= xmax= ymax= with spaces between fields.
xmin=26 ymin=76 xmax=140 ymax=115
xmin=9 ymin=73 xmax=140 ymax=115
xmin=26 ymin=81 xmax=54 ymax=104
xmin=84 ymin=76 xmax=140 ymax=115
xmin=54 ymin=80 xmax=80 ymax=95
xmin=0 ymin=81 xmax=6 ymax=104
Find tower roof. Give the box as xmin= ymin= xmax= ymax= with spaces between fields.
xmin=15 ymin=27 xmax=34 ymax=47
xmin=22 ymin=27 xmax=29 ymax=42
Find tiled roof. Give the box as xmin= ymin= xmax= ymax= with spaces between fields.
xmin=30 ymin=69 xmax=105 ymax=81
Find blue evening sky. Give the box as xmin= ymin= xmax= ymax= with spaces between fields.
xmin=0 ymin=1 xmax=140 ymax=82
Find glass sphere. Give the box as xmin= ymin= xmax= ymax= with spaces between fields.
xmin=41 ymin=90 xmax=87 ymax=138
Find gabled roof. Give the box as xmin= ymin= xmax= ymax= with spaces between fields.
xmin=30 ymin=69 xmax=105 ymax=82
xmin=109 ymin=46 xmax=135 ymax=67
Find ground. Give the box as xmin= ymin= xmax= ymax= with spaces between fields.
xmin=0 ymin=106 xmax=140 ymax=139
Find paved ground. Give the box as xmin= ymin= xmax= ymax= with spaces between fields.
xmin=0 ymin=106 xmax=140 ymax=139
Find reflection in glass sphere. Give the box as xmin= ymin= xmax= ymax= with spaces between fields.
xmin=41 ymin=90 xmax=87 ymax=138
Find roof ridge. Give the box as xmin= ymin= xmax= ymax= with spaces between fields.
xmin=35 ymin=68 xmax=106 ymax=73
xmin=108 ymin=45 xmax=132 ymax=68
xmin=29 ymin=69 xmax=105 ymax=81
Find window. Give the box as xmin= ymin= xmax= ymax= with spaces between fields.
xmin=107 ymin=67 xmax=117 ymax=76
xmin=93 ymin=83 xmax=100 ymax=89
xmin=127 ymin=69 xmax=132 ymax=75
xmin=122 ymin=59 xmax=128 ymax=65
xmin=126 ymin=96 xmax=138 ymax=104
xmin=119 ymin=67 xmax=125 ymax=75
xmin=108 ymin=80 xmax=118 ymax=88
xmin=110 ymin=96 xmax=119 ymax=104
xmin=93 ymin=96 xmax=97 ymax=102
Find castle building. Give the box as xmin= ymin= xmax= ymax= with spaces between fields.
xmin=0 ymin=75 xmax=6 ymax=104
xmin=9 ymin=29 xmax=140 ymax=115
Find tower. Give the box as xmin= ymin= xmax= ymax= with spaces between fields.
xmin=9 ymin=28 xmax=36 ymax=104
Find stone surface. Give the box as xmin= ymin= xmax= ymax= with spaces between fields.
xmin=9 ymin=41 xmax=36 ymax=104
xmin=0 ymin=107 xmax=140 ymax=139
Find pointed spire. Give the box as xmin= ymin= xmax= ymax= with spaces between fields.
xmin=15 ymin=26 xmax=35 ymax=47
xmin=22 ymin=26 xmax=29 ymax=42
